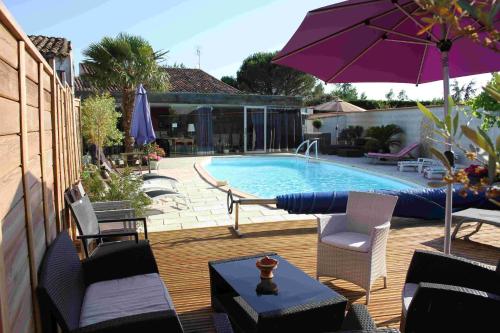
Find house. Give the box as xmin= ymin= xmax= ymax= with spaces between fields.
xmin=29 ymin=35 xmax=75 ymax=88
xmin=75 ymin=67 xmax=304 ymax=154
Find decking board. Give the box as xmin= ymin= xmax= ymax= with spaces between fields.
xmin=150 ymin=219 xmax=500 ymax=332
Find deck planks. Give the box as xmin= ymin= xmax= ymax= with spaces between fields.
xmin=150 ymin=219 xmax=500 ymax=332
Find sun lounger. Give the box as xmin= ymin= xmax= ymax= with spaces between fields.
xmin=451 ymin=208 xmax=500 ymax=240
xmin=366 ymin=143 xmax=419 ymax=163
xmin=397 ymin=158 xmax=438 ymax=172
xmin=422 ymin=165 xmax=461 ymax=179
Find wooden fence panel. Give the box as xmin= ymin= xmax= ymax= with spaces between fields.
xmin=0 ymin=4 xmax=82 ymax=332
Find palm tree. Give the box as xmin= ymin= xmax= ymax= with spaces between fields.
xmin=82 ymin=33 xmax=169 ymax=152
xmin=365 ymin=124 xmax=404 ymax=153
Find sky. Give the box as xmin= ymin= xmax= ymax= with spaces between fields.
xmin=3 ymin=0 xmax=493 ymax=100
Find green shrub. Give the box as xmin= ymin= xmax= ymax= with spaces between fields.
xmin=81 ymin=165 xmax=106 ymax=201
xmin=312 ymin=119 xmax=323 ymax=129
xmin=81 ymin=166 xmax=152 ymax=216
xmin=363 ymin=139 xmax=381 ymax=153
xmin=365 ymin=124 xmax=403 ymax=153
xmin=339 ymin=126 xmax=363 ymax=143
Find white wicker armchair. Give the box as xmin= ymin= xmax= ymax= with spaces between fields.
xmin=317 ymin=191 xmax=398 ymax=304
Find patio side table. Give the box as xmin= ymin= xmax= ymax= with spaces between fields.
xmin=209 ymin=253 xmax=347 ymax=333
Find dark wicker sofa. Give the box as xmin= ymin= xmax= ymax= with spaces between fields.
xmin=37 ymin=231 xmax=183 ymax=333
xmin=401 ymin=250 xmax=500 ymax=333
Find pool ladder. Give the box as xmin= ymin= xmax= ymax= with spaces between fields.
xmin=295 ymin=139 xmax=318 ymax=160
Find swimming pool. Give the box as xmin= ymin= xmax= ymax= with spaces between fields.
xmin=204 ymin=156 xmax=419 ymax=198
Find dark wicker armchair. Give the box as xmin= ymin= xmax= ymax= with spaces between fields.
xmin=401 ymin=250 xmax=500 ymax=333
xmin=65 ymin=192 xmax=148 ymax=258
xmin=37 ymin=231 xmax=183 ymax=333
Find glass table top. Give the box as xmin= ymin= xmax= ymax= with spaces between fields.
xmin=211 ymin=254 xmax=344 ymax=314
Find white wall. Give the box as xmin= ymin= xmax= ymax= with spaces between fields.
xmin=306 ymin=106 xmax=499 ymax=164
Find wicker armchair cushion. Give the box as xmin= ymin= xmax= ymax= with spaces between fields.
xmin=402 ymin=283 xmax=418 ymax=316
xmin=321 ymin=231 xmax=370 ymax=252
xmin=80 ymin=273 xmax=175 ymax=327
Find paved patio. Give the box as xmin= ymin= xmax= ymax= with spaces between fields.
xmin=145 ymin=156 xmax=315 ymax=232
xmin=143 ymin=154 xmax=435 ymax=232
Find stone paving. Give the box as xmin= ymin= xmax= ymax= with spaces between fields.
xmin=144 ymin=154 xmax=431 ymax=232
xmin=144 ymin=156 xmax=314 ymax=232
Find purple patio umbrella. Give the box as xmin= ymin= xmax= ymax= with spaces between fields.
xmin=130 ymin=84 xmax=156 ymax=172
xmin=273 ymin=0 xmax=500 ymax=254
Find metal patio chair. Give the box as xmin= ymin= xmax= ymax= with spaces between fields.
xmin=65 ymin=192 xmax=148 ymax=258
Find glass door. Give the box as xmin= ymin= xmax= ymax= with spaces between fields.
xmin=244 ymin=107 xmax=266 ymax=153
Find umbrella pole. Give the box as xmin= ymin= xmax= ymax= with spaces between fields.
xmin=442 ymin=49 xmax=453 ymax=255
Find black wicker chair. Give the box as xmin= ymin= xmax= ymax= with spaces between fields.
xmin=401 ymin=250 xmax=500 ymax=333
xmin=37 ymin=230 xmax=184 ymax=333
xmin=65 ymin=191 xmax=148 ymax=258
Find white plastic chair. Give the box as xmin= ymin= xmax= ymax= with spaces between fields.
xmin=316 ymin=191 xmax=398 ymax=304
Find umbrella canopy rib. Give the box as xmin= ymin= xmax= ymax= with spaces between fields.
xmin=327 ymin=9 xmax=418 ymax=83
xmin=366 ymin=24 xmax=433 ymax=44
xmin=327 ymin=38 xmax=384 ymax=83
xmin=273 ymin=2 xmax=414 ymax=62
xmin=393 ymin=2 xmax=439 ymax=41
xmin=416 ymin=44 xmax=428 ymax=85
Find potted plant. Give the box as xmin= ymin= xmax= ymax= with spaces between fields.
xmin=312 ymin=119 xmax=323 ymax=131
xmin=147 ymin=153 xmax=161 ymax=170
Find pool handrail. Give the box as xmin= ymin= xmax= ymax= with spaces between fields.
xmin=295 ymin=139 xmax=319 ymax=160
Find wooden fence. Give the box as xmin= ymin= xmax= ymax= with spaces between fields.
xmin=0 ymin=3 xmax=82 ymax=332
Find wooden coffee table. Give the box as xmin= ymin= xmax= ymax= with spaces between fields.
xmin=209 ymin=253 xmax=347 ymax=332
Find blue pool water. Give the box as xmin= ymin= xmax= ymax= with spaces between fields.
xmin=204 ymin=156 xmax=418 ymax=198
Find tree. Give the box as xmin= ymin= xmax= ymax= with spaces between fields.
xmin=311 ymin=83 xmax=325 ymax=99
xmin=397 ymin=90 xmax=408 ymax=100
xmin=385 ymin=89 xmax=395 ymax=101
xmin=81 ymin=94 xmax=123 ymax=165
xmin=168 ymin=62 xmax=186 ymax=68
xmin=82 ymin=33 xmax=169 ymax=152
xmin=221 ymin=75 xmax=238 ymax=89
xmin=359 ymin=92 xmax=368 ymax=100
xmin=236 ymin=51 xmax=316 ymax=96
xmin=468 ymin=73 xmax=500 ymax=130
xmin=331 ymin=83 xmax=358 ymax=100
xmin=452 ymin=79 xmax=477 ymax=102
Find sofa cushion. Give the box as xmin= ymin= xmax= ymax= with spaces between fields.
xmin=79 ymin=273 xmax=174 ymax=327
xmin=402 ymin=283 xmax=418 ymax=317
xmin=321 ymin=231 xmax=370 ymax=252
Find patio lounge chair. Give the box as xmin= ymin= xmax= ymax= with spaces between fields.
xmin=102 ymin=154 xmax=179 ymax=186
xmin=422 ymin=165 xmax=456 ymax=179
xmin=37 ymin=230 xmax=184 ymax=333
xmin=397 ymin=158 xmax=438 ymax=172
xmin=65 ymin=191 xmax=148 ymax=258
xmin=451 ymin=208 xmax=500 ymax=241
xmin=101 ymin=157 xmax=187 ymax=205
xmin=401 ymin=250 xmax=500 ymax=332
xmin=366 ymin=143 xmax=419 ymax=163
xmin=316 ymin=191 xmax=398 ymax=304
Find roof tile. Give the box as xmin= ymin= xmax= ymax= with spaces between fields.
xmin=28 ymin=35 xmax=71 ymax=58
xmin=75 ymin=66 xmax=241 ymax=95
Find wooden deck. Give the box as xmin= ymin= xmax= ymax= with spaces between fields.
xmin=149 ymin=219 xmax=500 ymax=332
